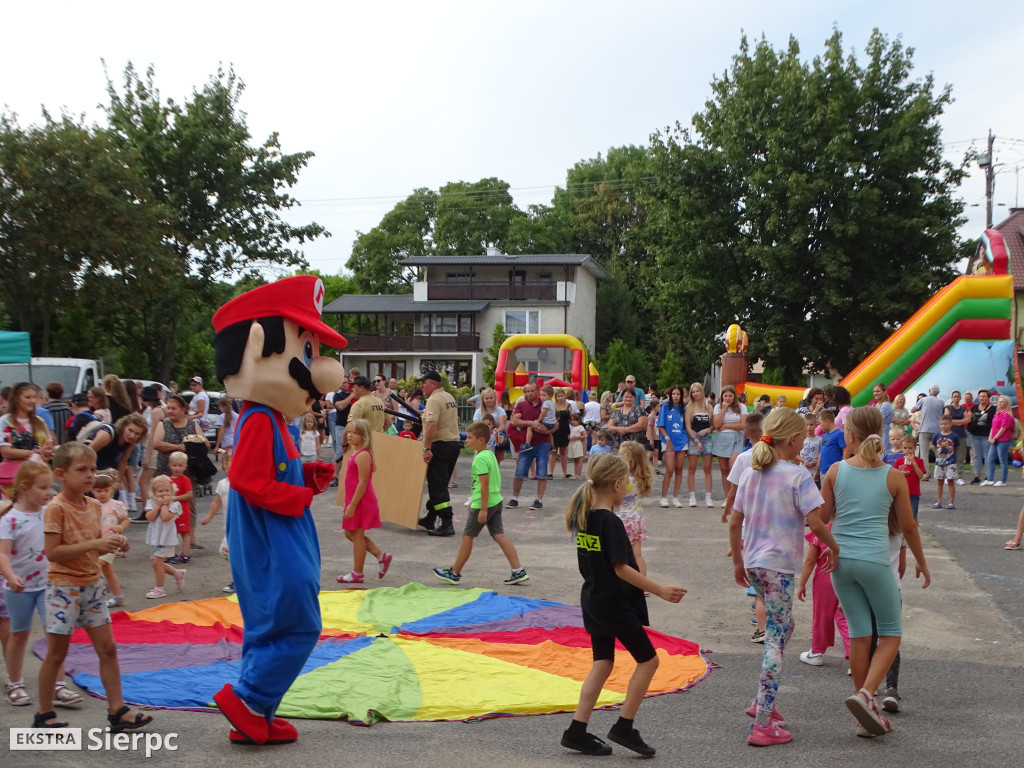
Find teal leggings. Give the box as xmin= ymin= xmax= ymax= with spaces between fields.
xmin=831 ymin=558 xmax=902 ymax=638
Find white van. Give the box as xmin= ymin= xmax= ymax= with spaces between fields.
xmin=0 ymin=357 xmax=102 ymax=396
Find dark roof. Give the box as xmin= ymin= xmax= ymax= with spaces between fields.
xmin=995 ymin=210 xmax=1024 ymax=290
xmin=323 ymin=294 xmax=489 ymax=315
xmin=400 ymin=253 xmax=611 ymax=279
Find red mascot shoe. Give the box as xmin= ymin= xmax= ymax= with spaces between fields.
xmin=214 ymin=684 xmax=269 ymax=745
xmin=229 ymin=717 xmax=298 ymax=745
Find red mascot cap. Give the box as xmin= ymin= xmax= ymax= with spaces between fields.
xmin=212 ymin=275 xmax=347 ymax=350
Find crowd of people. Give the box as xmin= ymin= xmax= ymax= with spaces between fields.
xmin=1 ymin=371 xmax=1023 ymax=751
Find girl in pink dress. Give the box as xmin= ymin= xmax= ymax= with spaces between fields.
xmin=336 ymin=419 xmax=392 ymax=585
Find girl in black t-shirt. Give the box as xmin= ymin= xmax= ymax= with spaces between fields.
xmin=560 ymin=454 xmax=686 ymax=757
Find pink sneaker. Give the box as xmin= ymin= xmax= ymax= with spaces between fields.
xmin=377 ymin=552 xmax=393 ymax=579
xmin=146 ymin=586 xmax=167 ymax=599
xmin=337 ymin=572 xmax=364 ymax=584
xmin=174 ymin=569 xmax=187 ymax=592
xmin=747 ymin=722 xmax=792 ymax=746
xmin=745 ymin=700 xmax=785 ymax=725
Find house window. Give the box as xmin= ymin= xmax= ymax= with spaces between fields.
xmin=458 ymin=314 xmax=474 ymax=334
xmin=420 ymin=359 xmax=472 ymax=387
xmin=446 ymin=272 xmax=474 ymax=283
xmin=434 ymin=315 xmax=457 ymax=334
xmin=538 ymin=272 xmax=553 ymax=282
xmin=504 ymin=310 xmax=539 ymax=335
xmin=369 ymin=361 xmax=407 ymax=382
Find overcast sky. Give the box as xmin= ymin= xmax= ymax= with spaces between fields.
xmin=5 ymin=1 xmax=1023 ymax=278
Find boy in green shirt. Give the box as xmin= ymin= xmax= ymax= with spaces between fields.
xmin=433 ymin=421 xmax=529 ymax=586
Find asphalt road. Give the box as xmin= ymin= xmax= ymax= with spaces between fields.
xmin=3 ymin=456 xmax=1021 ymax=767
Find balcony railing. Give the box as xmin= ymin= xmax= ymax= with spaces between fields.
xmin=427 ymin=282 xmax=557 ymax=301
xmin=344 ymin=333 xmax=481 ymax=353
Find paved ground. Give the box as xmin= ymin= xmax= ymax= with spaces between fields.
xmin=3 ymin=457 xmax=1022 ymax=767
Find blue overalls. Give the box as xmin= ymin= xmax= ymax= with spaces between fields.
xmin=226 ymin=404 xmax=321 ymax=720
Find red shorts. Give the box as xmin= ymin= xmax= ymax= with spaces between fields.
xmin=176 ymin=504 xmax=191 ymax=533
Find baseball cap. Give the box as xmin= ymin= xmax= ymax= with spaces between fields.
xmin=421 ymin=371 xmax=442 ymax=383
xmin=190 ymin=376 xmax=203 ymax=385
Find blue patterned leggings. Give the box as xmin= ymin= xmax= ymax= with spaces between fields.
xmin=746 ymin=568 xmax=795 ymax=727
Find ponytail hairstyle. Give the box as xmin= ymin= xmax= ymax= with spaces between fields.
xmin=750 ymin=408 xmax=805 ymax=472
xmin=566 ymin=453 xmax=628 ymax=534
xmin=846 ymin=406 xmax=884 ymax=464
xmin=9 ymin=461 xmax=54 ymax=507
xmin=617 ymin=440 xmax=652 ymax=497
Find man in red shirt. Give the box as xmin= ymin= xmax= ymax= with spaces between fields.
xmin=507 ymin=381 xmax=551 ymax=510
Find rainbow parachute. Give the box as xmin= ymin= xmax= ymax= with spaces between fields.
xmin=43 ymin=583 xmax=710 ymax=723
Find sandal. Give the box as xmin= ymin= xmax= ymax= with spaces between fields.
xmin=845 ymin=688 xmax=892 ymax=736
xmin=6 ymin=682 xmax=32 ymax=706
xmin=32 ymin=711 xmax=68 ymax=728
xmin=107 ymin=704 xmax=153 ymax=733
xmin=54 ymin=682 xmax=83 ymax=707
xmin=336 ymin=572 xmax=364 ymax=584
xmin=1006 ymin=541 xmax=1022 ymax=551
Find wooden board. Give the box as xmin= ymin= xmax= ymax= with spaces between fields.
xmin=336 ymin=431 xmax=426 ymax=529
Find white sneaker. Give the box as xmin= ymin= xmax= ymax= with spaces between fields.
xmin=980 ymin=480 xmax=995 ymax=486
xmin=994 ymin=481 xmax=1006 ymax=487
xmin=688 ymin=493 xmax=697 ymax=507
xmin=955 ymin=478 xmax=965 ymax=485
xmin=705 ymin=494 xmax=714 ymax=508
xmin=799 ymin=650 xmax=825 ymax=666
xmin=659 ymin=497 xmax=669 ymax=508
xmin=721 ymin=500 xmax=728 ymax=508
xmin=672 ymin=497 xmax=683 ymax=508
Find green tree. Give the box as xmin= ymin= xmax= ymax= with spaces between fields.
xmin=347 ymin=189 xmax=437 ymax=293
xmin=481 ymin=323 xmax=509 ymax=388
xmin=102 ymin=63 xmax=327 ymax=380
xmin=598 ymin=338 xmax=652 ymax=396
xmin=433 ymin=178 xmax=525 ymax=255
xmin=656 ymin=349 xmax=683 ymax=392
xmin=0 ymin=111 xmax=166 ymax=354
xmin=648 ymin=29 xmax=967 ymax=381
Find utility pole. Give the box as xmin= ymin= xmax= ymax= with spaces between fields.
xmin=979 ymin=129 xmax=996 ymax=228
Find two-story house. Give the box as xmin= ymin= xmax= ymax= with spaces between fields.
xmin=323 ymin=253 xmax=609 ymax=387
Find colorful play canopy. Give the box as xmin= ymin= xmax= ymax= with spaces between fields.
xmin=44 ymin=584 xmax=710 ymax=723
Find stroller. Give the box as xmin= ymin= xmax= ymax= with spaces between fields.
xmin=183 ymin=435 xmax=218 ymax=494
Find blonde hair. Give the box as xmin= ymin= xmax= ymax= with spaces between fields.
xmin=751 ymin=408 xmax=805 ymax=471
xmin=150 ymin=474 xmax=173 ymax=492
xmin=346 ymin=418 xmax=374 ymax=451
xmin=169 ymin=451 xmax=188 ymax=465
xmin=889 ymin=427 xmax=904 ymax=445
xmin=93 ymin=469 xmax=120 ymax=491
xmin=9 ymin=462 xmax=54 ymax=505
xmin=302 ymin=413 xmax=316 ymax=430
xmin=846 ymin=406 xmax=884 ymax=463
xmin=688 ymin=382 xmax=711 ymax=414
xmin=53 ymin=442 xmax=96 ymax=471
xmin=617 ymin=441 xmax=652 ymax=497
xmin=566 ymin=453 xmax=628 ymax=534
xmin=102 ymin=374 xmax=132 ymax=413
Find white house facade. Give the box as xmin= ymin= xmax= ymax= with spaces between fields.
xmin=323 ymin=253 xmax=609 ymax=387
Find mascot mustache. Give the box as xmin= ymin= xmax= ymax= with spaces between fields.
xmin=289 ymin=358 xmax=322 ymax=401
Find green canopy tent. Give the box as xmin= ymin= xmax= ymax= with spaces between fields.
xmin=0 ymin=331 xmax=32 ymax=383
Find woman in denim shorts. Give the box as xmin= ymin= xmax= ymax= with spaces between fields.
xmin=685 ymin=383 xmax=715 ymax=507
xmin=712 ymin=385 xmax=746 ymax=506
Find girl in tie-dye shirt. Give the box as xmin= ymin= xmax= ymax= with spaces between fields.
xmin=728 ymin=408 xmax=838 ymax=747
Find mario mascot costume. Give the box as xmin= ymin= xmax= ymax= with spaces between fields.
xmin=209 ymin=275 xmax=344 ymax=745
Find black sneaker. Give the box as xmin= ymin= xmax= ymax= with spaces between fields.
xmin=505 ymin=499 xmax=519 ymax=508
xmin=751 ymin=629 xmax=765 ymax=643
xmin=607 ymin=727 xmax=655 ymax=756
xmin=529 ymin=499 xmax=543 ymax=510
xmin=560 ymin=729 xmax=612 ymax=756
xmin=433 ymin=567 xmax=461 ymax=585
xmin=970 ymin=476 xmax=981 ymax=485
xmin=427 ymin=524 xmax=455 ymax=537
xmin=504 ymin=569 xmax=529 ymax=585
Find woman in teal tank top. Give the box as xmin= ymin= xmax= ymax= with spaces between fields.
xmin=821 ymin=406 xmax=931 ymax=737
